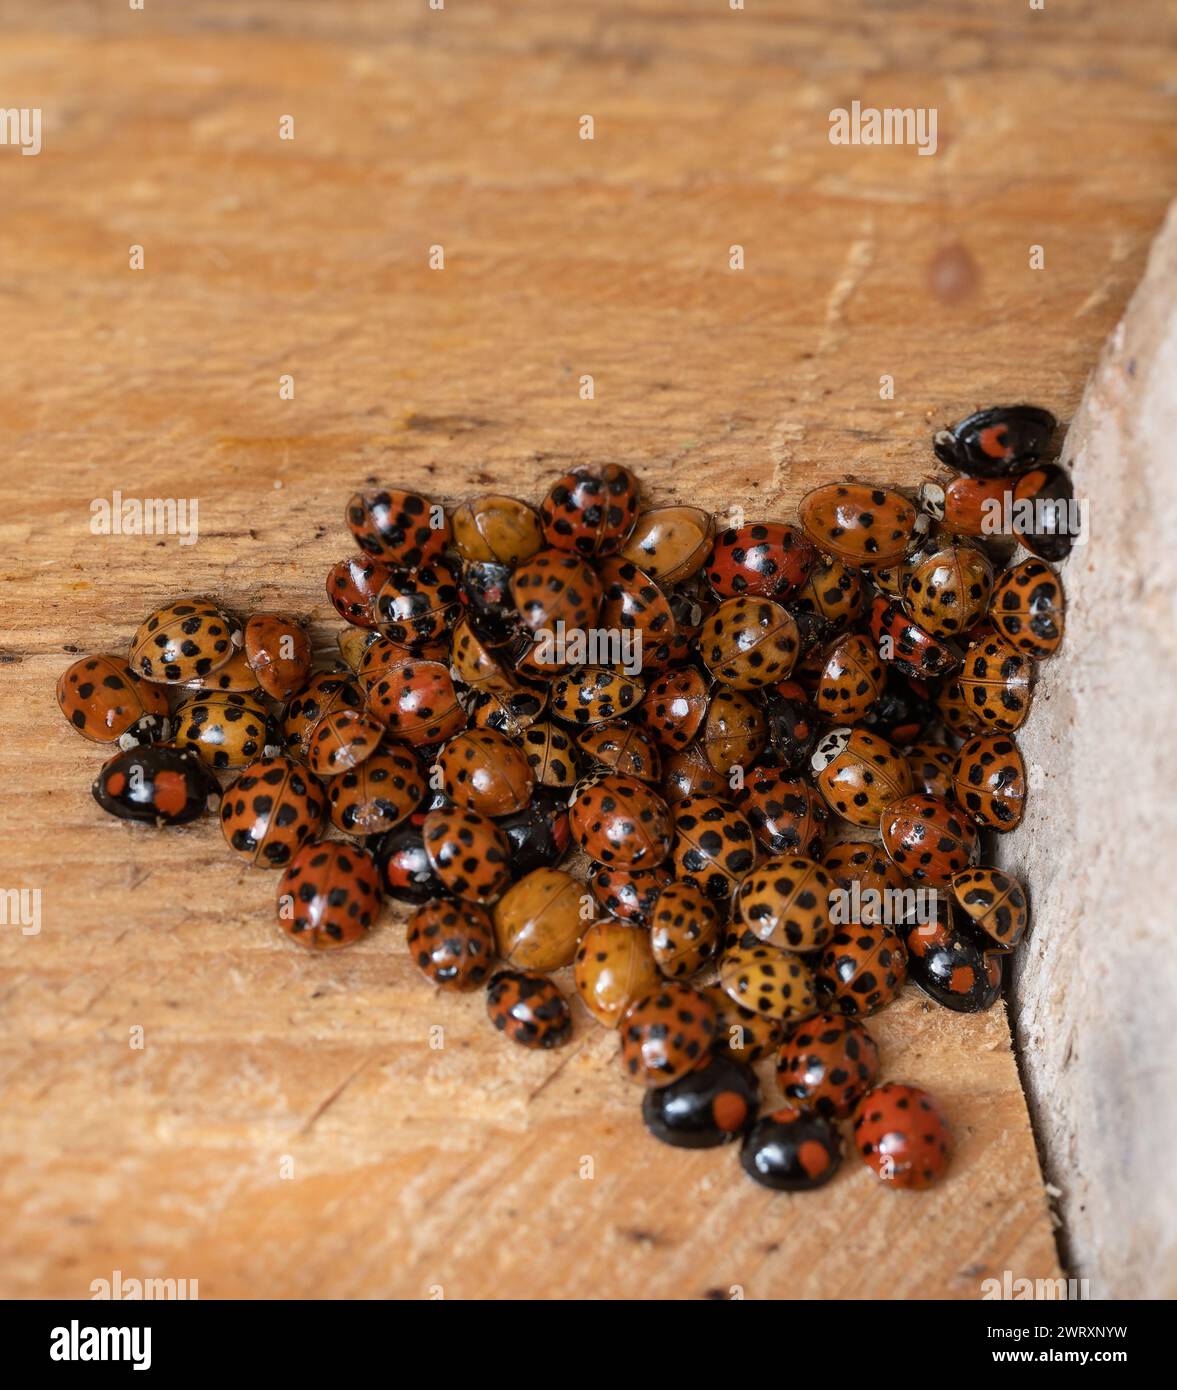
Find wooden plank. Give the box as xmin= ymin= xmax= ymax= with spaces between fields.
xmin=6 ymin=0 xmax=1174 ymax=1298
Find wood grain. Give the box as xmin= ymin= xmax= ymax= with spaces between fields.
xmin=3 ymin=0 xmax=1174 ymax=1299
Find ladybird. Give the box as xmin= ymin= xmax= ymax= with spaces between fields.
xmin=497 ymin=787 xmax=573 ymax=876
xmin=950 ymin=867 xmax=1029 ymax=950
xmin=621 ymin=505 xmax=715 ymax=586
xmin=902 ymin=543 xmax=994 ymax=639
xmin=337 ymin=627 xmax=379 ymax=674
xmin=906 ymin=742 xmax=956 ymax=799
xmin=326 ymin=743 xmax=424 ymax=836
xmin=700 ymin=688 xmax=767 ymax=774
xmin=906 ymin=915 xmax=1003 ymax=1013
xmin=821 ymin=841 xmax=906 ymax=926
xmin=540 ymin=463 xmax=639 ymax=557
xmin=519 ymin=721 xmax=578 ymax=789
xmin=243 ymin=612 xmax=313 ymax=700
xmin=283 ymin=672 xmax=364 ymax=758
xmin=451 ymin=494 xmax=543 ymax=566
xmin=130 ymin=597 xmax=240 ymax=685
xmin=1010 ymin=462 xmax=1075 ymax=561
xmin=761 ymin=685 xmax=819 ymax=773
xmin=372 ymin=561 xmax=463 ymax=649
xmin=792 ymin=556 xmax=866 ymax=631
xmin=421 ymin=805 xmax=511 ymax=903
xmin=881 ymin=793 xmax=980 ymax=886
xmin=650 ymin=882 xmax=722 ymax=979
xmin=345 ymin=488 xmax=450 ymax=566
xmin=466 ymin=681 xmax=548 ymax=739
xmin=660 ymin=741 xmax=727 ymax=804
xmin=704 ymin=986 xmax=785 ymax=1063
xmin=551 ymin=665 xmax=644 ymax=726
xmin=798 ymin=483 xmax=917 ymax=568
xmin=933 ymin=404 xmax=1057 ymax=478
xmin=448 ymin=618 xmax=513 ymax=691
xmin=277 ymin=841 xmax=382 ymax=950
xmin=958 ymin=634 xmax=1034 ymax=732
xmin=493 ymin=866 xmax=584 ymax=970
xmin=366 ymin=653 xmax=468 ymax=747
xmin=736 ymin=855 xmax=834 ymax=952
xmin=815 ymin=633 xmax=886 ymax=721
xmin=698 ymin=597 xmax=799 ymax=690
xmin=639 ymin=667 xmax=710 ymax=749
xmin=918 ymin=474 xmax=1008 ymax=537
xmin=487 ymin=970 xmax=573 ymax=1048
xmin=815 ymin=922 xmax=908 ymax=1017
xmin=173 ymin=690 xmax=274 ymax=771
xmin=776 ymin=1013 xmax=880 ymax=1119
xmin=568 ymin=772 xmax=672 ymax=868
xmin=736 ymin=769 xmax=828 ymax=857
xmin=326 ymin=554 xmax=394 ymax=628
xmin=460 ymin=559 xmax=516 ymax=634
xmin=220 ymin=754 xmax=325 ymax=865
xmin=597 ymin=556 xmax=680 ymax=669
xmin=619 ymin=984 xmax=717 ymax=1086
xmin=406 ymin=900 xmax=496 ymax=991
xmin=936 ymin=674 xmax=981 ymax=739
xmin=305 ymin=707 xmax=385 ymax=777
xmin=574 ymin=919 xmax=662 ymax=1028
xmin=587 ymin=861 xmax=673 ymax=925
xmin=860 ymin=668 xmax=937 ymax=747
xmin=952 ymin=733 xmax=1026 ymax=831
xmin=372 ymin=823 xmax=445 ymax=904
xmin=991 ymin=558 xmax=1065 ymax=660
xmin=643 ymin=1054 xmax=759 ymax=1149
xmin=670 ymin=794 xmax=756 ymax=901
xmin=810 ymin=726 xmax=913 ymax=828
xmin=510 ymin=549 xmax=604 ymax=656
xmin=576 ymin=719 xmax=660 ymax=783
xmin=92 ymin=744 xmax=219 ymax=825
xmin=57 ymin=653 xmax=171 ymax=747
xmin=176 ymin=644 xmax=260 ymax=695
xmin=437 ymin=727 xmax=535 ymax=816
xmin=719 ymin=945 xmax=818 ymax=1020
xmin=741 ymin=1107 xmax=842 ymax=1191
xmin=706 ymin=522 xmax=817 ymax=601
xmin=854 ymin=1082 xmax=952 ymax=1189
xmin=868 ymin=595 xmax=959 ymax=679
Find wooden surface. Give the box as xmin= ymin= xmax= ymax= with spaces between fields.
xmin=2 ymin=0 xmax=1175 ymax=1300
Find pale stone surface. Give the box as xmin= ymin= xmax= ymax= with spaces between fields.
xmin=1000 ymin=201 xmax=1177 ymax=1300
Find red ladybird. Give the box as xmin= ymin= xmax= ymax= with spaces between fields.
xmin=510 ymin=550 xmax=604 ymax=666
xmin=952 ymin=733 xmax=1026 ymax=831
xmin=868 ymin=595 xmax=959 ymax=679
xmin=539 ymin=464 xmax=640 ymax=557
xmin=57 ymin=653 xmax=171 ymax=747
xmin=422 ymin=806 xmax=512 ymax=904
xmin=366 ymin=655 xmax=467 ymax=745
xmin=880 ymin=793 xmax=980 ymax=887
xmin=326 ymin=554 xmax=395 ymax=628
xmin=798 ymin=483 xmax=917 ymax=568
xmin=853 ymin=1083 xmax=952 ymax=1189
xmin=568 ymin=773 xmax=672 ymax=868
xmin=487 ymin=970 xmax=573 ymax=1048
xmin=706 ymin=522 xmax=817 ymax=601
xmin=406 ymin=900 xmax=496 ymax=991
xmin=919 ymin=474 xmax=1008 ymax=537
xmin=735 ymin=768 xmax=828 ymax=857
xmin=639 ymin=667 xmax=710 ymax=749
xmin=437 ymin=727 xmax=536 ymax=816
xmin=776 ymin=1013 xmax=880 ymax=1119
xmin=670 ymin=794 xmax=756 ymax=901
xmin=345 ymin=488 xmax=450 ymax=567
xmin=221 ymin=754 xmax=325 ymax=866
xmin=588 ymin=861 xmax=673 ymax=925
xmin=619 ymin=984 xmax=718 ymax=1086
xmin=815 ymin=921 xmax=908 ymax=1017
xmin=243 ymin=613 xmax=313 ymax=699
xmin=372 ymin=561 xmax=462 ymax=649
xmin=277 ymin=841 xmax=383 ymax=949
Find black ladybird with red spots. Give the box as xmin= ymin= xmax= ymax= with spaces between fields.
xmin=740 ymin=1106 xmax=842 ymax=1191
xmin=642 ymin=1054 xmax=759 ymax=1149
xmin=933 ymin=404 xmax=1056 ymax=479
xmin=92 ymin=745 xmax=219 ymax=826
xmin=496 ymin=787 xmax=572 ymax=877
xmin=372 ymin=823 xmax=446 ymax=903
xmin=487 ymin=970 xmax=573 ymax=1048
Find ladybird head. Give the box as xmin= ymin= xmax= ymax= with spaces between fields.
xmin=811 ymin=727 xmax=851 ymax=774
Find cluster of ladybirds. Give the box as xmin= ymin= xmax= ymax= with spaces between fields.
xmin=57 ymin=403 xmax=1066 ymax=1196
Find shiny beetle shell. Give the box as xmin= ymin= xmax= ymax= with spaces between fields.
xmin=493 ymin=867 xmax=584 ymax=970
xmin=574 ymin=919 xmax=662 ymax=1028
xmin=792 ymin=556 xmax=866 ymax=630
xmin=57 ymin=653 xmax=171 ymax=745
xmin=621 ymin=505 xmax=715 ymax=586
xmin=366 ymin=656 xmax=467 ymax=745
xmin=220 ymin=754 xmax=325 ymax=866
xmin=815 ymin=922 xmax=908 ymax=1017
xmin=283 ymin=673 xmax=363 ymax=757
xmin=649 ymin=882 xmax=722 ymax=979
xmin=853 ymin=1082 xmax=952 ymax=1189
xmin=736 ymin=855 xmax=835 ymax=952
xmin=902 ymin=544 xmax=994 ymax=639
xmin=130 ymin=597 xmax=240 ymax=685
xmin=345 ymin=488 xmax=450 ymax=566
xmin=698 ymin=597 xmax=799 ymax=690
xmin=327 ymin=743 xmax=424 ymax=836
xmin=740 ymin=1107 xmax=842 ymax=1191
xmin=576 ymin=719 xmax=660 ymax=783
xmin=510 ymin=549 xmax=604 ymax=652
xmin=92 ymin=745 xmax=219 ymax=826
xmin=906 ymin=742 xmax=956 ymax=799
xmin=277 ymin=841 xmax=382 ymax=950
xmin=619 ymin=984 xmax=718 ymax=1086
xmin=451 ymin=494 xmax=543 ymax=565
xmin=326 ymin=554 xmax=394 ymax=628
xmin=719 ymin=945 xmax=818 ymax=1020
xmin=406 ymin=900 xmax=496 ymax=991
xmin=520 ymin=721 xmax=579 ymax=788
xmin=868 ymin=595 xmax=960 ymax=679
xmin=568 ymin=772 xmax=672 ymax=868
xmin=958 ymin=634 xmax=1034 ymax=732
xmin=423 ymin=806 xmax=512 ymax=903
xmin=176 ymin=644 xmax=259 ymax=695
xmin=880 ymin=793 xmax=980 ymax=887
xmin=798 ymin=483 xmax=917 ymax=568
xmin=539 ymin=463 xmax=640 ymax=558
xmin=643 ymin=1054 xmax=759 ymax=1149
xmin=670 ymin=794 xmax=756 ymax=901
xmin=821 ymin=841 xmax=907 ymax=925
xmin=736 ymin=769 xmax=828 ymax=857
xmin=700 ymin=688 xmax=767 ymax=774
xmin=990 ymin=558 xmax=1065 ymax=660
xmin=933 ymin=404 xmax=1056 ymax=479
xmin=437 ymin=727 xmax=536 ymax=816
xmin=919 ymin=474 xmax=1008 ymax=536
xmin=551 ymin=665 xmax=644 ymax=726
xmin=950 ymin=867 xmax=1030 ymax=950
xmin=639 ymin=667 xmax=710 ymax=749
xmin=487 ymin=970 xmax=573 ymax=1048
xmin=816 ymin=633 xmax=886 ymax=721
xmin=661 ymin=741 xmax=727 ymax=805
xmin=704 ymin=985 xmax=785 ymax=1063
xmin=243 ymin=612 xmax=313 ymax=699
xmin=173 ymin=690 xmax=274 ymax=772
xmin=587 ymin=861 xmax=673 ymax=926
xmin=597 ymin=556 xmax=679 ymax=669
xmin=305 ymin=707 xmax=385 ymax=777
xmin=810 ymin=727 xmax=913 ymax=828
xmin=776 ymin=1013 xmax=880 ymax=1119
xmin=706 ymin=522 xmax=817 ymax=601
xmin=372 ymin=561 xmax=462 ymax=648
xmin=952 ymin=733 xmax=1026 ymax=831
